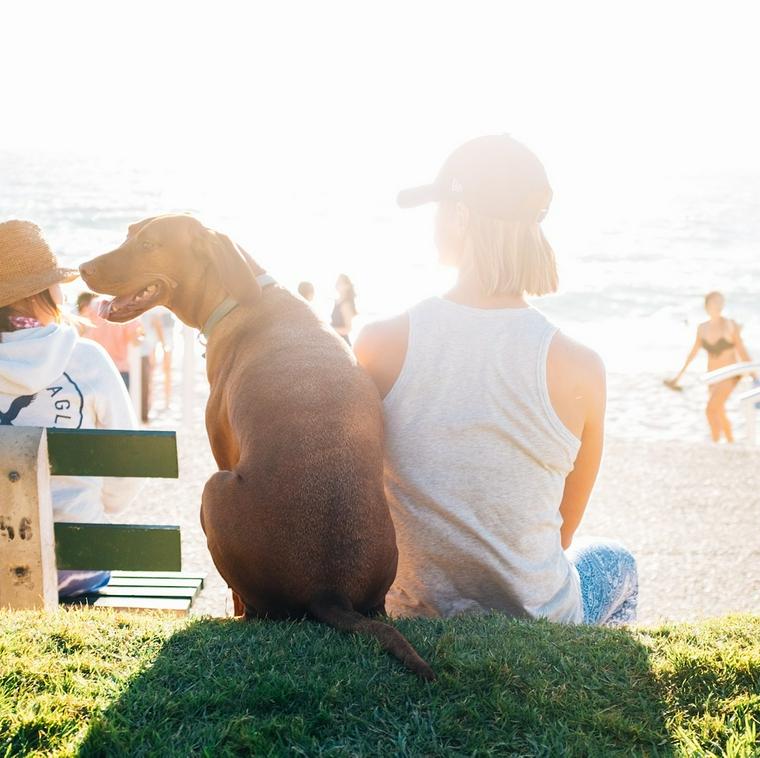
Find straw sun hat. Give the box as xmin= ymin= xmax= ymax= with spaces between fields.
xmin=0 ymin=220 xmax=79 ymax=308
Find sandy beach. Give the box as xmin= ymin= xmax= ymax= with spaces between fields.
xmin=132 ymin=355 xmax=760 ymax=626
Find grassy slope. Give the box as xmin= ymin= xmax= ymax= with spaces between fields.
xmin=0 ymin=611 xmax=758 ymax=757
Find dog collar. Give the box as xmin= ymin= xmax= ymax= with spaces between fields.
xmin=200 ymin=273 xmax=277 ymax=341
xmin=201 ymin=297 xmax=238 ymax=341
xmin=255 ymin=273 xmax=277 ymax=289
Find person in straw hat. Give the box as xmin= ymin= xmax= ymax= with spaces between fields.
xmin=0 ymin=220 xmax=139 ymax=598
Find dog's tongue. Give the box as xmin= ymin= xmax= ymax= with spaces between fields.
xmin=97 ymin=295 xmax=134 ymax=320
xmin=96 ymin=298 xmax=114 ymax=319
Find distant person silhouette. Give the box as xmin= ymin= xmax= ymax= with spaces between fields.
xmin=331 ymin=274 xmax=357 ymax=344
xmin=138 ymin=308 xmax=173 ymax=420
xmin=297 ymin=281 xmax=315 ymax=302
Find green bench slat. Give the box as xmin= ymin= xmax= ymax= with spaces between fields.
xmin=106 ymin=577 xmax=202 ymax=589
xmin=110 ymin=571 xmax=205 ymax=584
xmin=47 ymin=429 xmax=178 ymax=478
xmin=61 ymin=596 xmax=193 ymax=614
xmin=85 ymin=585 xmax=201 ymax=599
xmin=54 ymin=523 xmax=181 ymax=571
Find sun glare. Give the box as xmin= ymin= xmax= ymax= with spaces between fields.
xmin=3 ymin=4 xmax=760 ymax=751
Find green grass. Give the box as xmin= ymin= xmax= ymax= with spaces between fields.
xmin=1 ymin=612 xmax=758 ymax=757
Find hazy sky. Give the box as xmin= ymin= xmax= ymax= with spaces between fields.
xmin=2 ymin=1 xmax=758 ymax=372
xmin=3 ymin=0 xmax=759 ymax=183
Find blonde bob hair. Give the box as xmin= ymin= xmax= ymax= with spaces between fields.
xmin=459 ymin=210 xmax=558 ymax=297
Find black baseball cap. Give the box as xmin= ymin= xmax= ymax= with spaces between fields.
xmin=397 ymin=134 xmax=552 ymax=222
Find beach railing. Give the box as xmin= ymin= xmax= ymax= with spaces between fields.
xmin=182 ymin=325 xmax=195 ymax=429
xmin=702 ymin=361 xmax=760 ymax=444
xmin=128 ymin=342 xmax=142 ymax=418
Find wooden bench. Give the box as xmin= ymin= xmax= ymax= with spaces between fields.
xmin=0 ymin=426 xmax=203 ymax=616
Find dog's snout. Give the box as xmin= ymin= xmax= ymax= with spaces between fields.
xmin=79 ymin=261 xmax=96 ymax=282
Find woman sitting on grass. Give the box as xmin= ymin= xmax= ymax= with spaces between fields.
xmin=355 ymin=135 xmax=637 ymax=626
xmin=0 ymin=220 xmax=138 ymax=598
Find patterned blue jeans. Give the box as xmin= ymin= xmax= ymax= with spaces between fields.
xmin=567 ymin=539 xmax=638 ymax=626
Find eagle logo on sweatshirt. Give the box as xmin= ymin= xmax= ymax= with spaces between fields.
xmin=0 ymin=372 xmax=84 ymax=429
xmin=0 ymin=394 xmax=35 ymax=425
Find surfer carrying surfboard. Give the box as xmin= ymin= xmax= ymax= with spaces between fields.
xmin=665 ymin=291 xmax=755 ymax=442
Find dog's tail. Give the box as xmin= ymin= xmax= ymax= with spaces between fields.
xmin=308 ymin=591 xmax=435 ymax=681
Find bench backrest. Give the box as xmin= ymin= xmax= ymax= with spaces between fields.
xmin=0 ymin=426 xmax=178 ymax=610
xmin=55 ymin=523 xmax=181 ymax=572
xmin=47 ymin=428 xmax=178 ymax=477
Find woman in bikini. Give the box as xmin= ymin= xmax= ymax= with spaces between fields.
xmin=666 ymin=291 xmax=753 ymax=442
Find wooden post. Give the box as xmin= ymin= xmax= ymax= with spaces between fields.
xmin=0 ymin=427 xmax=57 ymax=610
xmin=128 ymin=342 xmax=142 ymax=422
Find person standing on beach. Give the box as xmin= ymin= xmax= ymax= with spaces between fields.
xmin=0 ymin=221 xmax=139 ymax=598
xmin=355 ymin=135 xmax=637 ymax=627
xmin=154 ymin=307 xmax=175 ymax=411
xmin=331 ymin=274 xmax=357 ymax=344
xmin=666 ymin=291 xmax=754 ymax=443
xmin=76 ymin=291 xmax=142 ymax=389
xmin=137 ymin=308 xmax=176 ymax=420
xmin=297 ymin=281 xmax=315 ymax=302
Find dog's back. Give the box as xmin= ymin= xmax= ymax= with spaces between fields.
xmin=201 ymin=288 xmax=434 ymax=678
xmin=204 ymin=291 xmax=390 ymax=604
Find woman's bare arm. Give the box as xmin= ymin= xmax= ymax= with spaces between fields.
xmin=732 ymin=322 xmax=752 ymax=362
xmin=354 ymin=314 xmax=409 ymax=398
xmin=731 ymin=322 xmax=756 ymax=378
xmin=558 ymin=348 xmax=606 ymax=549
xmin=669 ymin=330 xmax=702 ymax=384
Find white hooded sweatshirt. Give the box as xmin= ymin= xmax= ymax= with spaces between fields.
xmin=0 ymin=323 xmax=139 ymax=523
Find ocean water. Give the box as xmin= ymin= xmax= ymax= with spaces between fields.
xmin=2 ymin=149 xmax=758 ymax=443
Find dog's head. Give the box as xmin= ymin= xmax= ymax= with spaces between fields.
xmin=79 ymin=214 xmax=262 ymax=325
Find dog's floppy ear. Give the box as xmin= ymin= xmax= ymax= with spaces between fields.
xmin=193 ymin=228 xmax=261 ymax=304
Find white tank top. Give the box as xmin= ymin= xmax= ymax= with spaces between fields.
xmin=383 ymin=297 xmax=583 ymax=622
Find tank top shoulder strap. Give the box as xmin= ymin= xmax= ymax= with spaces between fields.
xmin=383 ymin=298 xmax=438 ymax=407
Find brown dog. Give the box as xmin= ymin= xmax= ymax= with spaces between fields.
xmin=80 ymin=214 xmax=433 ymax=680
